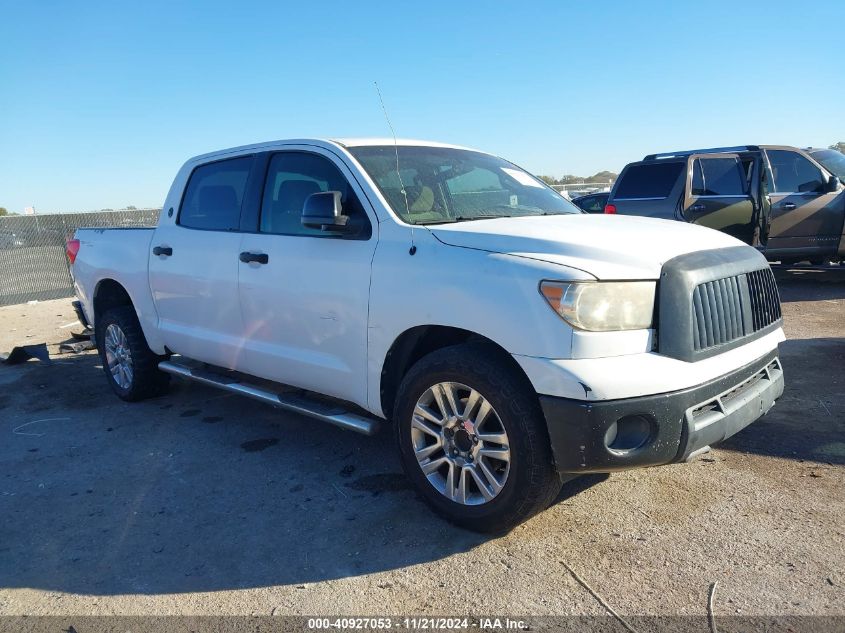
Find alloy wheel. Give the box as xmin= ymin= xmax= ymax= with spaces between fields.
xmin=411 ymin=381 xmax=511 ymax=505
xmin=104 ymin=323 xmax=134 ymax=390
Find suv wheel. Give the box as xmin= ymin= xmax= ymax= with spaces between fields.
xmin=96 ymin=306 xmax=169 ymax=401
xmin=395 ymin=344 xmax=561 ymax=532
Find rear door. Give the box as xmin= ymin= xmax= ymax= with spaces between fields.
xmin=764 ymin=148 xmax=843 ymax=258
xmin=682 ymin=153 xmax=756 ymax=244
xmin=608 ymin=160 xmax=686 ymax=219
xmin=236 ymin=147 xmax=377 ymax=406
xmin=148 ymin=155 xmax=255 ymax=368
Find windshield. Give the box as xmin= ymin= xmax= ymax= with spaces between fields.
xmin=810 ymin=149 xmax=845 ymax=180
xmin=348 ymin=146 xmax=581 ymax=224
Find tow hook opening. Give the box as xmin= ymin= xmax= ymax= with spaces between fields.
xmin=605 ymin=414 xmax=654 ymax=454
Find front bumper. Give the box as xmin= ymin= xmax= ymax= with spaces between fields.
xmin=539 ymin=349 xmax=784 ymax=473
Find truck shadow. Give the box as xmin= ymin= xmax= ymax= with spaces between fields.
xmin=717 ymin=337 xmax=845 ymax=464
xmin=0 ymin=333 xmax=837 ymax=597
xmin=774 ymin=266 xmax=845 ymax=303
xmin=0 ymin=352 xmax=600 ymax=597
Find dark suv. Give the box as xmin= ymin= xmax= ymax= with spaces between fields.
xmin=606 ymin=145 xmax=845 ymax=264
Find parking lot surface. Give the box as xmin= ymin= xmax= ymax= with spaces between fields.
xmin=1 ymin=268 xmax=843 ymax=618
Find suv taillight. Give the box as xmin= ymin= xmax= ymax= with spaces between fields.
xmin=604 ymin=204 xmax=617 ymax=214
xmin=66 ymin=239 xmax=80 ymax=264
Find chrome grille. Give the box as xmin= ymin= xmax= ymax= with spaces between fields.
xmin=690 ymin=267 xmax=781 ymax=352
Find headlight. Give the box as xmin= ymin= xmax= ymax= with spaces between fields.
xmin=540 ymin=281 xmax=656 ymax=331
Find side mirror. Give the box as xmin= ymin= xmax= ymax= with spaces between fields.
xmin=826 ymin=176 xmax=841 ymax=193
xmin=301 ymin=191 xmax=350 ymax=232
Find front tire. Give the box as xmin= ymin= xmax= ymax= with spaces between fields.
xmin=395 ymin=344 xmax=561 ymax=533
xmin=96 ymin=306 xmax=169 ymax=401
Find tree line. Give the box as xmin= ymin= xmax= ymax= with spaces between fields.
xmin=538 ymin=171 xmax=618 ymax=186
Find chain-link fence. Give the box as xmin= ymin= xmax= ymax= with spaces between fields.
xmin=0 ymin=209 xmax=160 ymax=307
xmin=551 ymin=182 xmax=614 ymax=198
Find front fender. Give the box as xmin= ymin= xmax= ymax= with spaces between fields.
xmin=365 ymin=225 xmax=591 ymax=415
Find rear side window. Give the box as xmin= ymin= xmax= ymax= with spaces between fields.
xmin=615 ymin=162 xmax=684 ymax=199
xmin=767 ymin=150 xmax=825 ymax=194
xmin=179 ymin=156 xmax=252 ymax=230
xmin=691 ymin=157 xmax=747 ymax=196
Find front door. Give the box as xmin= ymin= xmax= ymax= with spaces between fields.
xmin=237 ymin=149 xmax=377 ymax=407
xmin=148 ymin=155 xmax=255 ymax=368
xmin=764 ymin=148 xmax=843 ymax=258
xmin=683 ymin=153 xmax=756 ymax=244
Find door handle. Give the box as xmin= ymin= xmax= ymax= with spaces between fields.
xmin=152 ymin=245 xmax=173 ymax=257
xmin=690 ymin=203 xmax=706 ymax=212
xmin=239 ymin=251 xmax=269 ymax=264
xmin=781 ymin=202 xmax=797 ymax=211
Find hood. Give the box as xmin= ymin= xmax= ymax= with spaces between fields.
xmin=429 ymin=214 xmax=745 ymax=279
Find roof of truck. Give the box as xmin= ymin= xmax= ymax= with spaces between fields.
xmin=186 ymin=138 xmax=476 ymax=165
xmin=331 ymin=137 xmax=472 ymax=149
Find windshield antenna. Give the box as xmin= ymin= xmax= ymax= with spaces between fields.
xmin=374 ymin=81 xmax=416 ymax=255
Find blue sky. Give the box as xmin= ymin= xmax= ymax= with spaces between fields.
xmin=1 ymin=0 xmax=843 ymax=213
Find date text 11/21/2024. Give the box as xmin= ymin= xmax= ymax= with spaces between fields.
xmin=306 ymin=617 xmax=527 ymax=630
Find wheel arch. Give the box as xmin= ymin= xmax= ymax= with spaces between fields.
xmin=93 ymin=278 xmax=136 ymax=322
xmin=379 ymin=325 xmax=536 ymax=421
xmin=90 ymin=276 xmax=167 ymax=355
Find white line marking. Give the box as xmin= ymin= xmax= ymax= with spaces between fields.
xmin=12 ymin=417 xmax=72 ymax=437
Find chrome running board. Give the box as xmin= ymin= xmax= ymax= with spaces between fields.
xmin=158 ymin=360 xmax=379 ymax=436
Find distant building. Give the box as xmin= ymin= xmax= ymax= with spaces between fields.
xmin=24 ymin=206 xmax=36 ymax=215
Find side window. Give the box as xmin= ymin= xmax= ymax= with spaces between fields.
xmin=260 ymin=152 xmax=370 ymax=237
xmin=579 ymin=195 xmax=606 ymax=212
xmin=179 ymin=157 xmax=252 ymax=230
xmin=691 ymin=160 xmax=704 ymax=196
xmin=586 ymin=195 xmax=608 ymax=212
xmin=740 ymin=158 xmax=755 ymax=189
xmin=768 ymin=150 xmax=825 ymax=194
xmin=691 ymin=158 xmax=747 ymax=196
xmin=615 ymin=162 xmax=684 ymax=199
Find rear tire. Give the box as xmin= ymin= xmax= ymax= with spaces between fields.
xmin=96 ymin=306 xmax=169 ymax=402
xmin=395 ymin=344 xmax=561 ymax=533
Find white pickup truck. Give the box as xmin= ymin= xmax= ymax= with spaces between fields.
xmin=68 ymin=138 xmax=785 ymax=532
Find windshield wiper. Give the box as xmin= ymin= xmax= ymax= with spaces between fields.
xmin=451 ymin=214 xmax=512 ymax=222
xmin=410 ymin=213 xmax=516 ymax=226
xmin=411 ymin=218 xmax=458 ymax=225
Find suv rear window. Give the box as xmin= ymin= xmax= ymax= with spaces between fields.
xmin=615 ymin=162 xmax=684 ymax=199
xmin=179 ymin=156 xmax=252 ymax=230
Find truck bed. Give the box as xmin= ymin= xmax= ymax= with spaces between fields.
xmin=71 ymin=227 xmax=157 ymax=331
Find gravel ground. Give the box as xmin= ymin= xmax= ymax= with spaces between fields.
xmin=0 ymin=267 xmax=843 ymax=621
